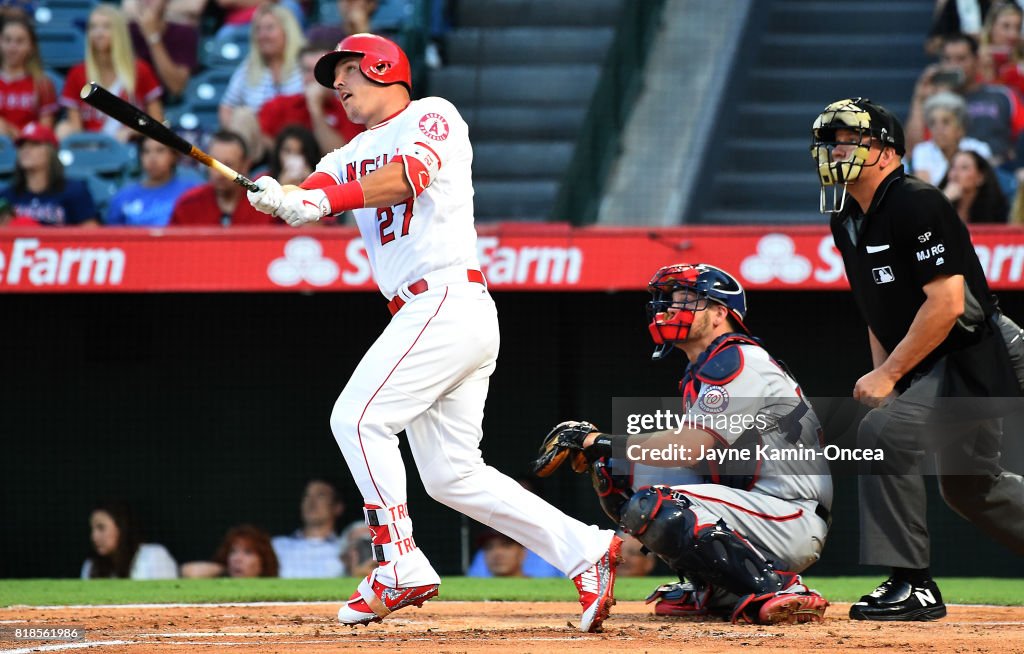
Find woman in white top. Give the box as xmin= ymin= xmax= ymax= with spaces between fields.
xmin=910 ymin=91 xmax=993 ymax=185
xmin=80 ymin=502 xmax=178 ymax=579
xmin=218 ymin=2 xmax=305 ymax=163
xmin=219 ymin=3 xmax=304 ymax=123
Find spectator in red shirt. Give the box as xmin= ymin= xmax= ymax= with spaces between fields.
xmin=128 ymin=0 xmax=200 ymax=98
xmin=258 ymin=43 xmax=364 ymax=155
xmin=0 ymin=16 xmax=58 ymax=139
xmin=57 ymin=3 xmax=164 ymax=143
xmin=170 ymin=130 xmax=277 ymax=226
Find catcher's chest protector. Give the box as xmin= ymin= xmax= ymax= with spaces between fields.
xmin=678 ymin=333 xmax=764 ymax=406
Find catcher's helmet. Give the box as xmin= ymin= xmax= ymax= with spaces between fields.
xmin=647 ymin=263 xmax=749 ymax=361
xmin=810 ymin=97 xmax=905 ymax=214
xmin=314 ymin=33 xmax=412 ymax=92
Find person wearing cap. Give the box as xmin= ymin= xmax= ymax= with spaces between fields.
xmin=243 ymin=33 xmax=626 ymax=633
xmin=0 ymin=121 xmax=98 ymax=226
xmin=812 ymin=97 xmax=1024 ymax=621
xmin=534 ymin=263 xmax=831 ymax=624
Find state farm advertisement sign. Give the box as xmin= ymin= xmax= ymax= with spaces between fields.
xmin=2 ymin=225 xmax=1024 ymax=293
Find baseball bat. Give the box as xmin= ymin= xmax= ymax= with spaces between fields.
xmin=79 ymin=82 xmax=259 ymax=192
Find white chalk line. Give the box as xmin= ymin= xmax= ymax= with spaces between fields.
xmin=0 ymin=635 xmax=600 ymax=653
xmin=0 ymin=641 xmax=128 ymax=654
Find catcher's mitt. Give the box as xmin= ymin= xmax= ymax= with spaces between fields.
xmin=532 ymin=420 xmax=599 ymax=477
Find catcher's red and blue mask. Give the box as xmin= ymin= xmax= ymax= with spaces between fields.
xmin=647 ymin=263 xmax=750 ymax=360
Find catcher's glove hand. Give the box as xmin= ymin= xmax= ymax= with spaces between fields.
xmin=532 ymin=420 xmax=600 ymax=477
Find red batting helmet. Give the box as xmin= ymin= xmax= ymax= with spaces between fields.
xmin=314 ymin=33 xmax=412 ymax=92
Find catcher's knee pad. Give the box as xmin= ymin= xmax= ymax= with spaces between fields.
xmin=620 ymin=486 xmax=694 ymax=570
xmin=620 ymin=486 xmax=785 ymax=599
xmin=591 ymin=457 xmax=632 ymax=523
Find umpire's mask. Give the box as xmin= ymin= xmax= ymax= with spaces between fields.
xmin=810 ymin=97 xmax=904 ymax=214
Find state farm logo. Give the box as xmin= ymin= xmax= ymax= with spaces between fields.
xmin=0 ymin=237 xmax=124 ymax=286
xmin=267 ymin=237 xmax=339 ymax=287
xmin=418 ymin=113 xmax=449 ymax=141
xmin=476 ymin=236 xmax=582 ymax=284
xmin=740 ymin=234 xmax=813 ymax=284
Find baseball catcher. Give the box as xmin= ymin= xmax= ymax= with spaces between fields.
xmin=534 ymin=263 xmax=832 ymax=624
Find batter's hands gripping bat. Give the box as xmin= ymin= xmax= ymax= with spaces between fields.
xmin=79 ymin=82 xmax=259 ymax=193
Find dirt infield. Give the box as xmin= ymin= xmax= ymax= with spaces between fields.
xmin=2 ymin=601 xmax=1023 ymax=653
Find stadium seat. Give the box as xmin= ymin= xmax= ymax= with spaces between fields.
xmin=166 ymin=102 xmax=220 ymax=135
xmin=58 ymin=133 xmax=135 ymax=180
xmin=184 ymin=69 xmax=234 ymax=112
xmin=0 ymin=135 xmax=16 ymax=182
xmin=83 ymin=173 xmax=119 ymax=215
xmin=34 ymin=0 xmax=96 ymax=30
xmin=37 ymin=27 xmax=86 ymax=71
xmin=200 ymin=29 xmax=250 ymax=71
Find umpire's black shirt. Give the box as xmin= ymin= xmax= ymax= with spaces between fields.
xmin=829 ymin=166 xmax=996 ymax=387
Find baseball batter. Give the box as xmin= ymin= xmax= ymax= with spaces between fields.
xmin=535 ymin=264 xmax=832 ymax=624
xmin=246 ymin=34 xmax=621 ymax=632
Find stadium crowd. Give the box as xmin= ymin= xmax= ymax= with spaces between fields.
xmin=0 ymin=0 xmax=446 ymax=227
xmin=915 ymin=0 xmax=1024 ymax=224
xmin=80 ymin=481 xmax=659 ymax=580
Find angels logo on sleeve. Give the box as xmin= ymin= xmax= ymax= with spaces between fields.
xmin=419 ymin=113 xmax=449 ymax=141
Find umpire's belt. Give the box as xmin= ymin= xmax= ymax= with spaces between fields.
xmin=388 ymin=268 xmax=486 ymax=316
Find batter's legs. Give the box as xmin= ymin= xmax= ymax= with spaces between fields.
xmin=405 ymin=364 xmax=613 ymax=577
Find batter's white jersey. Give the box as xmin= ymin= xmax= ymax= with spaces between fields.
xmin=314 ymin=97 xmax=481 ymax=298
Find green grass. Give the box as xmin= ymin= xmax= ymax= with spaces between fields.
xmin=1 ymin=577 xmax=1022 ymax=607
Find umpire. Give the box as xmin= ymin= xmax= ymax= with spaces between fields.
xmin=810 ymin=97 xmax=1024 ymax=621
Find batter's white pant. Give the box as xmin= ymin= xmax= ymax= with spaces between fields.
xmin=331 ymin=279 xmax=613 ymax=586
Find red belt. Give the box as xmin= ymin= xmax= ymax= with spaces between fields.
xmin=387 ymin=269 xmax=485 ymax=316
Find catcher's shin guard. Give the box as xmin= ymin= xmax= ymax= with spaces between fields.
xmin=619 ymin=486 xmax=786 ymax=600
xmin=590 ymin=456 xmax=632 ymax=523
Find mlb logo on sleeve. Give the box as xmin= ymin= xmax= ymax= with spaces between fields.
xmin=872 ymin=266 xmax=895 ymax=284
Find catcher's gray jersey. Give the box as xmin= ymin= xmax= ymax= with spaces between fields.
xmin=685 ymin=343 xmax=833 ymax=510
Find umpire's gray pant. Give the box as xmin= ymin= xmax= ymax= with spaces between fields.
xmin=857 ymin=348 xmax=1024 ymax=569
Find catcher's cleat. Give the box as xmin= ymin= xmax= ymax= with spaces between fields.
xmin=337 ymin=575 xmax=439 ymax=626
xmin=756 ymin=590 xmax=829 ymax=624
xmin=573 ymin=534 xmax=622 ymax=632
xmin=646 ymin=581 xmax=733 ymax=618
xmin=730 ymin=572 xmax=828 ymax=625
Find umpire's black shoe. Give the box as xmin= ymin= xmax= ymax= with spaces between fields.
xmin=849 ymin=577 xmax=947 ymax=621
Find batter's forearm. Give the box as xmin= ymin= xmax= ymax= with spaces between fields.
xmin=293 ymin=161 xmax=413 ymax=211
xmin=358 ymin=161 xmax=415 ymax=207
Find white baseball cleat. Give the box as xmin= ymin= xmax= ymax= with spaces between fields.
xmin=337 ymin=575 xmax=440 ymax=626
xmin=573 ymin=534 xmax=622 ymax=632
